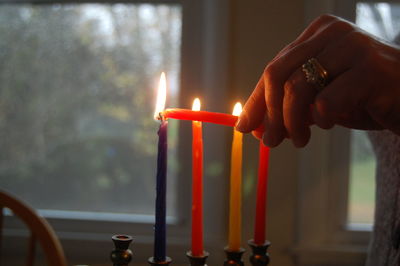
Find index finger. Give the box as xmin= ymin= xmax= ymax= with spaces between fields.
xmin=236 ymin=76 xmax=266 ymax=133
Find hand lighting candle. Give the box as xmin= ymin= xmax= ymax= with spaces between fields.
xmin=191 ymin=98 xmax=204 ymax=257
xmin=161 ymin=108 xmax=264 ymax=132
xmin=153 ymin=72 xmax=168 ymax=262
xmin=228 ymin=103 xmax=243 ymax=251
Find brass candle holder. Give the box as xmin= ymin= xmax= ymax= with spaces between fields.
xmin=110 ymin=235 xmax=133 ymax=266
xmin=186 ymin=251 xmax=209 ymax=266
xmin=223 ymin=247 xmax=245 ymax=266
xmin=248 ymin=239 xmax=270 ymax=266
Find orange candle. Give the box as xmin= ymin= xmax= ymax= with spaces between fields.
xmin=254 ymin=141 xmax=270 ymax=245
xmin=228 ymin=103 xmax=243 ymax=251
xmin=191 ymin=98 xmax=204 ymax=256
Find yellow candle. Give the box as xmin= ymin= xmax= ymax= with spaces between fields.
xmin=228 ymin=102 xmax=243 ymax=251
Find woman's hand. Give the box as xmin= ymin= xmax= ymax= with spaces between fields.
xmin=235 ymin=14 xmax=400 ymax=147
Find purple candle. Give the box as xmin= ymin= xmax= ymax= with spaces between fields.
xmin=152 ymin=72 xmax=168 ymax=262
xmin=154 ymin=119 xmax=168 ymax=261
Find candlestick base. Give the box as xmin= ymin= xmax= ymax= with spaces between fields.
xmin=148 ymin=256 xmax=172 ymax=265
xmin=186 ymin=251 xmax=209 ymax=266
xmin=110 ymin=235 xmax=133 ymax=266
xmin=248 ymin=239 xmax=271 ymax=266
xmin=223 ymin=247 xmax=245 ymax=266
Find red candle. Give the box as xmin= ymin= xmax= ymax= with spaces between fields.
xmin=254 ymin=141 xmax=270 ymax=245
xmin=161 ymin=108 xmax=264 ymax=132
xmin=191 ymin=99 xmax=204 ymax=256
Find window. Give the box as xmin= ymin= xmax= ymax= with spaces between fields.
xmin=2 ymin=1 xmax=234 ymax=265
xmin=10 ymin=1 xmax=400 ymax=265
xmin=356 ymin=2 xmax=400 ymax=41
xmin=0 ymin=3 xmax=181 ymax=216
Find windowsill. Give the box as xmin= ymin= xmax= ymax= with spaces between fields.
xmin=37 ymin=209 xmax=178 ymax=224
xmin=290 ymin=244 xmax=368 ymax=265
xmin=346 ymin=223 xmax=373 ymax=232
xmin=4 ymin=208 xmax=182 ymax=244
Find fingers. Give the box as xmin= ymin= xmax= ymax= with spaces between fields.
xmin=251 ymin=117 xmax=279 ymax=147
xmin=313 ymin=71 xmax=357 ymax=129
xmin=280 ymin=26 xmax=362 ymax=146
xmin=311 ymin=31 xmax=376 ymax=130
xmin=251 ymin=116 xmax=267 ymax=140
xmin=236 ymin=77 xmax=266 ymax=133
xmin=313 ymin=69 xmax=382 ymax=130
xmin=282 ymin=69 xmax=315 ymax=147
xmin=263 ymin=18 xmax=355 ymax=147
xmin=238 ymin=15 xmax=363 ymax=148
xmin=237 ymin=14 xmax=343 ymax=136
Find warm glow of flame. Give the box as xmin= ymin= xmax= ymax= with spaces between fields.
xmin=192 ymin=98 xmax=201 ymax=111
xmin=154 ymin=72 xmax=167 ymax=120
xmin=232 ymin=102 xmax=242 ymax=116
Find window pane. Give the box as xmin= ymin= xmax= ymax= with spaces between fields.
xmin=348 ymin=2 xmax=400 ymax=224
xmin=356 ymin=2 xmax=400 ymax=40
xmin=0 ymin=4 xmax=181 ymax=216
xmin=348 ymin=130 xmax=376 ymax=224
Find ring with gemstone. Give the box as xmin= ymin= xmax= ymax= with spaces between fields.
xmin=301 ymin=58 xmax=329 ymax=90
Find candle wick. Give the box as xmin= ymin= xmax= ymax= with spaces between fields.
xmin=157 ymin=112 xmax=165 ymax=121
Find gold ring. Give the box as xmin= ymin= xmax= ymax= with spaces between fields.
xmin=301 ymin=58 xmax=329 ymax=90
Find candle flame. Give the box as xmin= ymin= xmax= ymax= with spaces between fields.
xmin=192 ymin=98 xmax=201 ymax=111
xmin=154 ymin=72 xmax=167 ymax=120
xmin=232 ymin=102 xmax=242 ymax=116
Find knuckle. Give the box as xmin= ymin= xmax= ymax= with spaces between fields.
xmin=327 ymin=19 xmax=354 ymax=32
xmin=312 ymin=14 xmax=337 ymax=26
xmin=264 ymin=64 xmax=278 ymax=84
xmin=314 ymin=96 xmax=331 ymax=116
xmin=284 ymin=70 xmax=305 ymax=97
xmin=264 ymin=64 xmax=276 ymax=76
xmin=283 ymin=77 xmax=298 ymax=97
xmin=348 ymin=30 xmax=370 ymax=47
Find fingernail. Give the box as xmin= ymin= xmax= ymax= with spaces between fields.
xmin=235 ymin=115 xmax=248 ymax=132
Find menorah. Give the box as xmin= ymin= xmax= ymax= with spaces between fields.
xmin=110 ymin=234 xmax=271 ymax=266
xmin=112 ymin=74 xmax=271 ymax=266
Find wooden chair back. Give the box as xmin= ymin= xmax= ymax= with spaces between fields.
xmin=0 ymin=189 xmax=67 ymax=266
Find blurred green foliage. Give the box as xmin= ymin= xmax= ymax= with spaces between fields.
xmin=0 ymin=4 xmax=181 ymax=214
